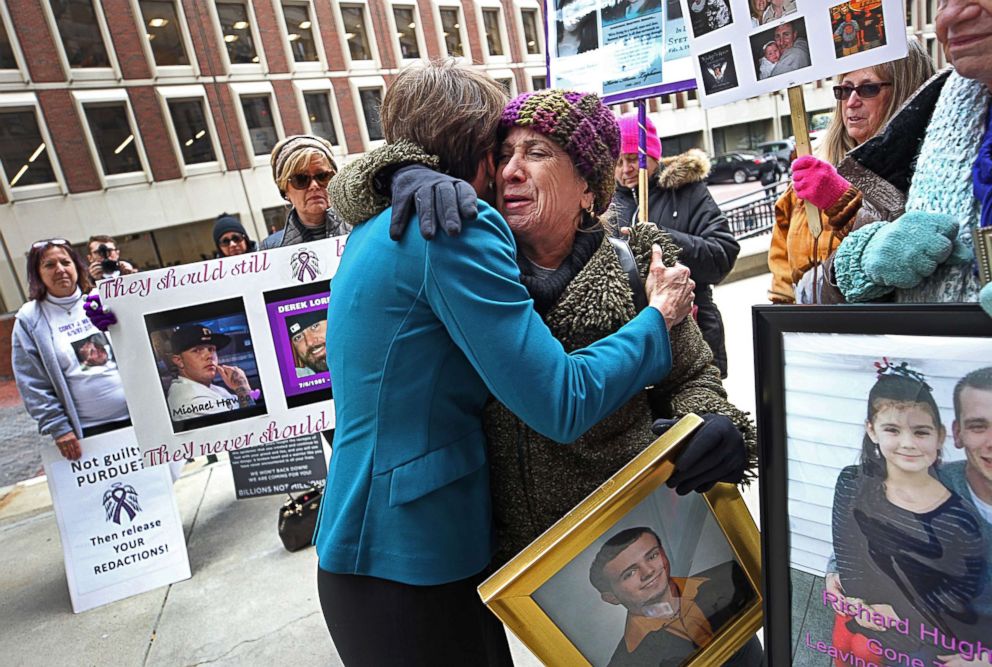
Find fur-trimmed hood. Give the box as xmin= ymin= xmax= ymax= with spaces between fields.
xmin=655 ymin=148 xmax=711 ymax=189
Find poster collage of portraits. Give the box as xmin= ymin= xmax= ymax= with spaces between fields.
xmin=547 ymin=0 xmax=696 ymax=101
xmin=678 ymin=0 xmax=904 ymax=106
xmin=103 ymin=238 xmax=343 ymax=464
xmin=780 ymin=333 xmax=992 ymax=665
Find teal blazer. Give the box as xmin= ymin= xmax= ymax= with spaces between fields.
xmin=316 ymin=201 xmax=672 ymax=585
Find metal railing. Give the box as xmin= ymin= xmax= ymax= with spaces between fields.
xmin=718 ymin=181 xmax=789 ymax=239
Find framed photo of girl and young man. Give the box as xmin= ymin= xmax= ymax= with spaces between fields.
xmin=755 ymin=304 xmax=992 ymax=667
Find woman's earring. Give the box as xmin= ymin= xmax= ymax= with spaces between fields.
xmin=584 ymin=201 xmax=595 ymax=215
xmin=874 ymin=443 xmax=882 ymax=458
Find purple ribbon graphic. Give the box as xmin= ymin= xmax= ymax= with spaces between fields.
xmin=103 ymin=483 xmax=140 ymax=525
xmin=294 ymin=251 xmax=318 ymax=281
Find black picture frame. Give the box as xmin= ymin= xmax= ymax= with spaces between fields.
xmin=753 ymin=303 xmax=992 ymax=666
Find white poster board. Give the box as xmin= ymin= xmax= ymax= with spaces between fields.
xmin=548 ymin=0 xmax=696 ymax=102
xmin=101 ymin=238 xmax=343 ymax=466
xmin=678 ymin=0 xmax=907 ymax=107
xmin=42 ymin=428 xmax=190 ymax=613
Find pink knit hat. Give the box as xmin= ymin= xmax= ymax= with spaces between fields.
xmin=616 ymin=112 xmax=662 ymax=160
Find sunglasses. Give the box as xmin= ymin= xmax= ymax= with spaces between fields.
xmin=219 ymin=234 xmax=246 ymax=246
xmin=32 ymin=238 xmax=70 ymax=249
xmin=832 ymin=82 xmax=891 ymax=100
xmin=288 ymin=171 xmax=334 ymax=190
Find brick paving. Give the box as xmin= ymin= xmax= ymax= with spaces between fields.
xmin=0 ymin=380 xmax=46 ymax=487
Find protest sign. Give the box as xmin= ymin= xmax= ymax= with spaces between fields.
xmin=547 ymin=0 xmax=696 ymax=103
xmin=101 ymin=237 xmax=343 ymax=467
xmin=41 ymin=428 xmax=189 ymax=613
xmin=228 ymin=433 xmax=327 ymax=499
xmin=678 ymin=0 xmax=907 ymax=107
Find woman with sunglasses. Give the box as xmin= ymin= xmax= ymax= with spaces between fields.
xmin=259 ymin=134 xmax=351 ymax=249
xmin=767 ymin=41 xmax=933 ymax=304
xmin=213 ymin=214 xmax=257 ymax=257
xmin=12 ymin=240 xmax=132 ymax=461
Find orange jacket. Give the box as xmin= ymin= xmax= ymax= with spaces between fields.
xmin=767 ymin=184 xmax=862 ymax=303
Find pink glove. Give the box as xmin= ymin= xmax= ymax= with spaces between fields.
xmin=791 ymin=155 xmax=851 ymax=210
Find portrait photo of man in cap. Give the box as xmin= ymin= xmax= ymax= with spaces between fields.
xmin=165 ymin=323 xmax=258 ymax=423
xmin=287 ymin=310 xmax=327 ymax=378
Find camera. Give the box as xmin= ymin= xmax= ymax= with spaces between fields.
xmin=97 ymin=243 xmax=120 ymax=275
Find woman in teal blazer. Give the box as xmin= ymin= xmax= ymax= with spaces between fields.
xmin=316 ymin=63 xmax=692 ymax=666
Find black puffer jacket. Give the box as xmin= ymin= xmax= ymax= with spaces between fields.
xmin=610 ymin=149 xmax=739 ymax=376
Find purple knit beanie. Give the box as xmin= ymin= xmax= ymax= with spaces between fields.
xmin=500 ymin=90 xmax=621 ymax=215
xmin=616 ymin=112 xmax=662 ymax=160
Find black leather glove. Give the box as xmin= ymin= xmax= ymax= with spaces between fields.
xmin=388 ymin=164 xmax=478 ymax=241
xmin=652 ymin=414 xmax=747 ymax=495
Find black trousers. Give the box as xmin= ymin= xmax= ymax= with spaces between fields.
xmin=317 ymin=567 xmax=513 ymax=667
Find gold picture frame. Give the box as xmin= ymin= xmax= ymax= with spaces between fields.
xmin=478 ymin=414 xmax=763 ymax=667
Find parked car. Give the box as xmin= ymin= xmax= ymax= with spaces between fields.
xmin=707 ymin=152 xmax=780 ymax=185
xmin=756 ymin=139 xmax=795 ymax=173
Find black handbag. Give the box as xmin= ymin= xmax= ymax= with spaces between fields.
xmin=277 ymin=485 xmax=323 ymax=552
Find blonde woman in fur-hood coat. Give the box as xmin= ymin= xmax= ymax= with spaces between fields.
xmin=611 ymin=147 xmax=740 ymax=377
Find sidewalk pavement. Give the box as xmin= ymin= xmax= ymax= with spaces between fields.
xmin=0 ymin=456 xmax=544 ymax=666
xmin=0 ymin=260 xmax=771 ymax=667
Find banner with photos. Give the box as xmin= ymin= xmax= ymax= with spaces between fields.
xmin=42 ymin=428 xmax=190 ymax=613
xmin=101 ymin=237 xmax=343 ymax=467
xmin=547 ymin=0 xmax=696 ymax=103
xmin=677 ymin=0 xmax=905 ymax=106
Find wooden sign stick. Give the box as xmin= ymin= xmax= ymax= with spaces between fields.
xmin=637 ymin=99 xmax=649 ymax=223
xmin=787 ymin=85 xmax=824 ymax=303
xmin=787 ymin=86 xmax=821 ymax=239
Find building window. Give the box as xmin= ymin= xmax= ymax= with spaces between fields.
xmin=439 ymin=8 xmax=463 ymax=57
xmin=50 ymin=0 xmax=111 ymax=68
xmin=139 ymin=1 xmax=190 ymax=67
xmin=495 ymin=78 xmax=512 ymax=94
xmin=0 ymin=110 xmax=56 ymax=187
xmin=906 ymin=0 xmax=914 ymax=27
xmin=283 ymin=3 xmax=319 ymax=62
xmin=482 ymin=9 xmax=504 ymax=56
xmin=217 ymin=0 xmax=259 ymax=64
xmin=660 ymin=94 xmax=671 ymax=104
xmin=240 ymin=95 xmax=278 ymax=155
xmin=393 ymin=6 xmax=421 ymax=59
xmin=531 ymin=75 xmax=546 ymax=90
xmin=359 ymin=88 xmax=384 ymax=142
xmin=303 ymin=92 xmax=338 ymax=145
xmin=340 ymin=5 xmax=372 ymax=61
xmin=0 ymin=19 xmax=16 ymax=69
xmin=686 ymin=89 xmax=697 ymax=101
xmin=521 ymin=9 xmax=541 ymax=55
xmin=167 ymin=100 xmax=216 ymax=165
xmin=925 ymin=0 xmax=935 ymax=23
xmin=83 ymin=103 xmax=142 ymax=175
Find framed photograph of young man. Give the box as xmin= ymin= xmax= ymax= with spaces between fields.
xmin=754 ymin=304 xmax=992 ymax=666
xmin=479 ymin=414 xmax=763 ymax=667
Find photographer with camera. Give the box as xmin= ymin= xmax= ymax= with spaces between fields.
xmin=86 ymin=235 xmax=137 ymax=282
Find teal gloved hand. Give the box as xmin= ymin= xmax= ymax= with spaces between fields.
xmin=946 ymin=236 xmax=975 ymax=266
xmin=980 ymin=282 xmax=992 ymax=318
xmin=862 ymin=211 xmax=958 ymax=289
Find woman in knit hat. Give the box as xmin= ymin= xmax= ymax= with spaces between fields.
xmin=259 ymin=134 xmax=350 ymax=249
xmin=212 ymin=213 xmax=257 ymax=257
xmin=611 ymin=111 xmax=739 ymax=378
xmin=484 ymin=88 xmax=761 ymax=666
xmin=315 ymin=61 xmax=695 ymax=667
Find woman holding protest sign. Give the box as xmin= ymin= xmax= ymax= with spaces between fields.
xmin=820 ymin=0 xmax=991 ymax=309
xmin=12 ymin=240 xmax=131 ymax=460
xmin=767 ymin=41 xmax=933 ymax=303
